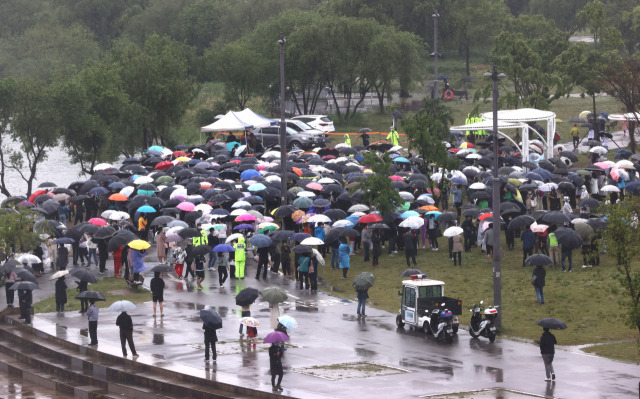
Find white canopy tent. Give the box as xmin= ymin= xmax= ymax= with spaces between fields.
xmin=450 ymin=119 xmax=530 ymax=159
xmin=608 ymin=112 xmax=640 ymax=122
xmin=481 ymin=108 xmax=556 ymax=159
xmin=199 ymin=108 xmax=278 ymax=144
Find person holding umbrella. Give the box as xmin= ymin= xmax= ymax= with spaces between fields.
xmin=338 ymin=238 xmax=352 ymax=279
xmin=4 ymin=268 xmax=17 ymax=307
xmin=371 ymin=230 xmax=381 ymax=266
xmin=77 ymin=280 xmax=89 ymax=313
xmin=234 ymin=236 xmax=247 ymax=279
xmin=18 ymin=287 xmax=33 ymax=326
xmin=540 ymin=327 xmax=557 ymax=381
xmin=532 ymin=265 xmax=546 ymax=305
xmin=269 ymin=341 xmax=284 ymax=391
xmin=216 ymin=251 xmax=229 ymax=287
xmin=55 ymin=275 xmax=67 ymax=314
xmin=116 ymin=308 xmax=138 ymax=357
xmin=297 ymin=252 xmax=311 ymax=290
xmin=150 ymin=272 xmax=165 ymax=317
xmin=356 ymin=287 xmax=369 ymax=318
xmin=87 ymin=299 xmax=99 ymax=345
xmin=200 ymin=306 xmax=222 ymax=363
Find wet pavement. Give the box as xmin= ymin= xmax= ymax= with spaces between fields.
xmin=2 ymin=255 xmax=640 ymax=398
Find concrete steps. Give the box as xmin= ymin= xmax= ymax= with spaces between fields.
xmin=0 ymin=316 xmax=294 ymax=399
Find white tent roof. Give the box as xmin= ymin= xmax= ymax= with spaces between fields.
xmin=450 ymin=120 xmax=525 ymax=131
xmin=481 ymin=108 xmax=555 ymax=122
xmin=608 ymin=112 xmax=640 ymax=121
xmin=200 ymin=108 xmax=276 ymax=132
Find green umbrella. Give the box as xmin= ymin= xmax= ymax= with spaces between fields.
xmin=156 ymin=175 xmax=174 ymax=183
xmin=258 ymin=225 xmax=278 ymax=234
xmin=260 ymin=286 xmax=288 ymax=304
xmin=397 ymin=202 xmax=410 ymax=211
xmin=574 ymin=222 xmax=595 ymax=240
xmin=353 ymin=272 xmax=375 ymax=292
xmin=293 ymin=197 xmax=313 ymax=208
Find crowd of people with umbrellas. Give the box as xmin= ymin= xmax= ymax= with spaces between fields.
xmin=0 ymin=126 xmax=633 ymax=385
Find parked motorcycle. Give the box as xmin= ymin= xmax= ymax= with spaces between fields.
xmin=424 ymin=305 xmax=454 ymax=344
xmin=468 ymin=301 xmax=498 ymax=343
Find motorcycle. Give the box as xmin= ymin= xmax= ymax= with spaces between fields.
xmin=424 ymin=306 xmax=454 ymax=344
xmin=468 ymin=301 xmax=498 ymax=342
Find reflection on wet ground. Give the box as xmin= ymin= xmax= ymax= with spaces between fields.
xmin=425 ymin=388 xmax=547 ymax=398
xmin=0 ymin=370 xmax=74 ymax=399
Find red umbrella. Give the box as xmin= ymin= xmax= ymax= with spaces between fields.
xmin=478 ymin=213 xmax=493 ymax=221
xmin=173 ymin=150 xmax=187 ymax=157
xmin=28 ymin=189 xmax=49 ymax=203
xmin=389 ymin=175 xmax=404 ymax=181
xmin=358 ymin=214 xmax=383 ymax=224
xmin=88 ymin=218 xmax=108 ymax=226
xmin=155 ymin=161 xmax=173 ymax=170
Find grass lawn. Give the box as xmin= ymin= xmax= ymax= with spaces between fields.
xmin=317 ymin=235 xmax=640 ymax=349
xmin=582 ymin=340 xmax=640 ymax=364
xmin=33 ymin=277 xmax=150 ymax=314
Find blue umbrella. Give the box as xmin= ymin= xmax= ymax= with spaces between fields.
xmin=148 ymin=145 xmax=165 ymax=152
xmin=393 ymin=157 xmax=410 ymax=163
xmin=226 ymin=141 xmax=240 ymax=151
xmin=137 ymin=205 xmax=156 ymax=213
xmin=425 ymin=210 xmax=442 ymax=218
xmin=53 ymin=237 xmax=75 ymax=244
xmin=312 ymin=199 xmax=330 ymax=207
xmin=249 ymin=234 xmax=272 ymax=248
xmin=289 ymin=232 xmax=311 ymax=241
xmin=89 ymin=187 xmax=109 ymax=196
xmin=346 ymin=214 xmax=360 ymax=225
xmin=400 ymin=210 xmax=420 ymax=219
xmin=137 ymin=189 xmax=154 ymax=196
xmin=210 ymin=209 xmax=230 ymax=216
xmin=519 ymin=184 xmax=537 ymax=190
xmin=109 ymin=181 xmax=127 ymax=190
xmin=146 ymin=150 xmax=162 ymax=156
xmin=241 ymin=169 xmax=261 ymax=180
xmin=450 ymin=177 xmax=467 ymax=186
xmin=523 ymin=172 xmax=543 ymax=181
xmin=248 ymin=183 xmax=267 ymax=192
xmin=212 ymin=244 xmax=235 ymax=252
xmin=234 ymin=224 xmax=254 ymax=230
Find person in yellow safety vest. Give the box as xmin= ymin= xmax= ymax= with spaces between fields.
xmin=386 ymin=127 xmax=399 ymax=146
xmin=234 ymin=236 xmax=246 ymax=279
xmin=344 ymin=133 xmax=351 ymax=147
xmin=192 ymin=228 xmax=208 ymax=247
xmin=548 ymin=227 xmax=559 ymax=266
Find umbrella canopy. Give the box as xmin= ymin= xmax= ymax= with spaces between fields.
xmin=264 ymin=331 xmax=289 ymax=344
xmin=554 ymin=227 xmax=583 ymax=250
xmin=128 ymin=239 xmax=151 ymax=250
xmin=300 ymin=237 xmax=324 ymax=246
xmin=508 ymin=215 xmax=536 ymax=231
xmin=149 ymin=264 xmax=173 ymax=273
xmin=353 ymin=272 xmax=375 ymax=292
xmin=261 ymin=287 xmax=288 ymax=304
xmin=16 ymin=270 xmax=37 ymax=283
xmin=249 ymin=234 xmax=272 ymax=248
xmin=94 ymin=226 xmax=117 ymax=240
xmin=69 ymin=268 xmax=98 ymax=283
xmin=240 ymin=316 xmax=260 ymax=327
xmin=277 ymin=315 xmax=298 ymax=329
xmin=192 ymin=245 xmax=212 ymax=257
xmin=400 ymin=269 xmax=424 ymax=277
xmin=108 ymin=300 xmax=136 ymax=312
xmin=235 ymin=287 xmax=260 ymax=306
xmin=53 ymin=237 xmax=76 ymax=245
xmin=9 ymin=281 xmax=40 ymax=291
xmin=49 ymin=270 xmax=69 ymax=280
xmin=292 ymin=244 xmax=312 ymax=254
xmin=525 ymin=254 xmax=553 ymax=266
xmin=200 ymin=308 xmax=223 ymax=330
xmin=574 ymin=223 xmax=595 ymax=240
xmin=443 ymin=226 xmax=463 ymax=237
xmin=212 ymin=244 xmax=235 ymax=252
xmin=536 ymin=318 xmax=567 ymax=330
xmin=75 ymin=290 xmax=106 ymax=301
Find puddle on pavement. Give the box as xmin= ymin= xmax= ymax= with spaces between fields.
xmin=423 ymin=388 xmax=543 ymax=398
xmin=188 ymin=340 xmax=300 ymax=355
xmin=293 ymin=361 xmax=410 ymax=380
xmin=0 ymin=370 xmax=75 ymax=399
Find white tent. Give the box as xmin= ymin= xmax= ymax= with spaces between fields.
xmin=200 ymin=108 xmax=276 ymax=133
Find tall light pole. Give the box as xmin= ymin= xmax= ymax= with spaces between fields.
xmin=278 ymin=33 xmax=287 ymax=206
xmin=484 ymin=65 xmax=505 ymax=327
xmin=431 ymin=10 xmax=440 ymax=100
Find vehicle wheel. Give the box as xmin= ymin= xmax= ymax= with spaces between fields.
xmin=488 ymin=332 xmax=496 ymax=343
xmin=445 ymin=333 xmax=453 ymax=344
xmin=395 ymin=315 xmax=404 ymax=329
xmin=468 ymin=327 xmax=478 ymax=339
xmin=423 ymin=323 xmax=430 ymax=335
xmin=288 ymin=141 xmax=301 ymax=150
xmin=452 ymin=325 xmax=458 ymax=335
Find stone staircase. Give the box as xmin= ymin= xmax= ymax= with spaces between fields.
xmin=0 ymin=310 xmax=294 ymax=399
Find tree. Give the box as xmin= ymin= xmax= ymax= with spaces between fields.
xmin=110 ymin=35 xmax=198 ymax=148
xmin=402 ymin=99 xmax=459 ymax=173
xmin=577 ymin=0 xmax=607 ymax=47
xmin=604 ymin=197 xmax=640 ymax=334
xmin=528 ymin=0 xmax=589 ymax=33
xmin=352 ymin=152 xmax=403 ymax=215
xmin=0 ymin=209 xmax=42 ymax=256
xmin=0 ymin=77 xmax=59 ymax=197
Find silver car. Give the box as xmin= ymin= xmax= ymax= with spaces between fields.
xmin=251 ymin=126 xmax=323 ymax=150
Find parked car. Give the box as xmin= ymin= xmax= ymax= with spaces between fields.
xmin=292 ymin=115 xmax=335 ymax=133
xmin=251 ymin=126 xmax=323 ymax=150
xmin=286 ymin=119 xmax=328 ymax=143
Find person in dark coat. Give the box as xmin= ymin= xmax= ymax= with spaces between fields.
xmin=150 ymin=272 xmax=165 ymax=317
xmin=269 ymin=243 xmax=281 ymax=274
xmin=97 ymin=239 xmax=108 ymax=274
xmin=540 ymin=328 xmax=557 ymax=381
xmin=280 ymin=243 xmax=291 ymax=276
xmin=203 ymin=323 xmax=218 ymax=363
xmin=371 ymin=231 xmax=381 ymax=266
xmin=402 ymin=229 xmax=417 ymax=268
xmin=461 ymin=215 xmax=474 ymax=252
xmin=116 ymin=311 xmax=137 ymax=357
xmin=18 ymin=289 xmax=33 ymax=326
xmin=356 ymin=288 xmax=369 ymax=317
xmin=532 ymin=265 xmax=546 ymax=304
xmin=76 ymin=280 xmax=88 ymax=313
xmin=55 ymin=276 xmax=67 ymax=314
xmin=256 ymin=245 xmax=269 ymax=280
xmin=269 ymin=342 xmax=284 ymax=391
xmin=56 ymin=244 xmax=68 ymax=270
xmin=521 ymin=227 xmax=535 ymax=267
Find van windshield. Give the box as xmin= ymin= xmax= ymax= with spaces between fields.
xmin=418 ymin=285 xmax=442 ymax=298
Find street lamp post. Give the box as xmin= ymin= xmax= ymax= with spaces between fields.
xmin=432 ymin=10 xmax=440 ymax=100
xmin=484 ymin=65 xmax=505 ymax=327
xmin=278 ymin=33 xmax=287 ymax=206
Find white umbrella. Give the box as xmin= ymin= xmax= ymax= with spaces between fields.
xmin=589 ymin=146 xmax=608 ymax=155
xmin=107 ymin=300 xmax=136 ymax=313
xmin=600 ymin=185 xmax=620 ymax=192
xmin=333 ymin=220 xmax=355 ymax=228
xmin=297 ymin=191 xmax=316 ymax=198
xmin=469 ymin=182 xmax=486 ymax=190
xmin=465 ymin=153 xmax=482 ymax=159
xmin=443 ymin=226 xmax=463 ymax=237
xmin=539 ymin=183 xmax=558 ymax=192
xmin=16 ymin=254 xmax=41 ymax=264
xmin=301 ymin=237 xmax=324 ymax=246
xmin=49 ymin=270 xmax=69 ymax=280
xmin=169 ymin=188 xmax=188 ymax=199
xmin=308 ymin=214 xmax=331 ymax=223
xmin=133 ymin=175 xmax=154 ymax=185
xmin=399 ymin=216 xmax=424 ymax=229
xmin=232 ymin=200 xmax=252 ymax=209
xmin=399 ymin=191 xmax=415 ymax=201
xmin=417 ymin=194 xmax=435 ymax=205
xmin=347 ymin=204 xmax=369 ymax=213
xmin=230 ymin=209 xmax=248 ymax=216
xmin=225 ymin=233 xmax=244 ymax=244
xmin=194 ymin=204 xmax=213 ymax=214
xmin=571 ymin=218 xmax=588 ymax=224
xmin=108 ymin=211 xmax=130 ymax=221
xmin=94 ymin=163 xmax=114 ymax=171
xmin=615 ymin=159 xmax=634 ymax=169
xmin=120 ymin=186 xmax=135 ymax=198
xmin=312 ymin=249 xmax=325 ymax=266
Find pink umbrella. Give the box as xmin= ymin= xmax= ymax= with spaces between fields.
xmin=609 ymin=168 xmax=629 ymax=181
xmin=530 ymin=222 xmax=549 ymax=233
xmin=88 ymin=218 xmax=108 ymax=226
xmin=177 ymin=202 xmax=195 ymax=212
xmin=306 ymin=182 xmax=323 ymax=191
xmin=235 ymin=214 xmax=258 ymax=222
xmin=389 ymin=175 xmax=404 ymax=181
xmin=593 ymin=162 xmax=611 ymax=170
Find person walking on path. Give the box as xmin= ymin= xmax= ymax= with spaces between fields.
xmin=116 ymin=310 xmax=138 ymax=357
xmin=87 ymin=300 xmax=99 ymax=345
xmin=4 ymin=269 xmax=16 ymax=307
xmin=150 ymin=272 xmax=165 ymax=317
xmin=18 ymin=289 xmax=33 ymax=326
xmin=174 ymin=244 xmax=186 ymax=279
xmin=207 ymin=229 xmax=219 ymax=270
xmin=184 ymin=242 xmax=195 ymax=279
xmin=532 ymin=265 xmax=546 ymax=304
xmin=356 ymin=288 xmax=369 ymax=317
xmin=521 ymin=227 xmax=535 ymax=267
xmin=131 ymin=248 xmax=147 ymax=283
xmin=570 ymin=123 xmax=580 ymax=149
xmin=338 ymin=239 xmax=352 ymax=279
xmin=239 ymin=305 xmax=251 ymax=336
xmin=234 ymin=236 xmax=247 ymax=279
xmin=256 ymin=245 xmax=269 ymax=280
xmin=540 ymin=328 xmax=557 ymax=381
xmin=203 ymin=320 xmax=218 ymax=363
xmin=402 ymin=229 xmax=417 ymax=267
xmin=297 ymin=253 xmax=311 ymax=290
xmin=216 ymin=252 xmax=229 ymax=287
xmin=269 ymin=342 xmax=284 ymax=391
xmin=452 ymin=233 xmax=463 ymax=266
xmin=280 ymin=243 xmax=291 ymax=277
xmin=195 ymin=254 xmax=206 ymax=289
xmin=156 ymin=229 xmax=167 ymax=264
xmin=55 ymin=276 xmax=67 ymax=314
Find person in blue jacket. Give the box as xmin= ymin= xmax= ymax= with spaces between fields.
xmin=131 ymin=249 xmax=148 ymax=283
xmin=521 ymin=226 xmax=535 ymax=267
xmin=338 ymin=238 xmax=352 ymax=279
xmin=314 ymin=223 xmax=327 ymax=256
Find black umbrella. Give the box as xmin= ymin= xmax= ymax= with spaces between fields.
xmin=200 ymin=308 xmax=223 ymax=330
xmin=69 ymin=268 xmax=98 ymax=283
xmin=273 ymin=205 xmax=299 ymax=218
xmin=16 ymin=269 xmax=37 ymax=283
xmin=577 ymin=198 xmax=600 ymax=210
xmin=525 ymin=254 xmax=553 ymax=266
xmin=149 ymin=264 xmax=173 ymax=273
xmin=289 ymin=232 xmax=310 ymax=242
xmin=270 ymin=230 xmax=295 ymax=241
xmin=400 ymin=269 xmax=424 ymax=277
xmin=554 ymin=227 xmax=583 ymax=250
xmin=192 ymin=245 xmax=212 ymax=257
xmin=178 ymin=228 xmax=200 ymax=239
xmin=586 ymin=218 xmax=607 ymax=231
xmin=235 ymin=287 xmax=260 ymax=306
xmin=75 ymin=290 xmax=106 ymax=301
xmin=536 ymin=318 xmax=567 ymax=330
xmin=324 ymin=209 xmax=347 ymax=220
xmin=0 ymin=260 xmax=18 ymax=275
xmin=150 ymin=216 xmax=176 ymax=226
xmin=292 ymin=244 xmax=312 ymax=254
xmin=369 ymin=223 xmax=390 ymax=230
xmin=539 ymin=212 xmax=571 ymax=225
xmin=508 ymin=215 xmax=536 ymax=231
xmin=94 ymin=226 xmax=117 ymax=240
xmin=9 ymin=281 xmax=40 ymax=291
xmin=437 ymin=212 xmax=458 ymax=226
xmin=107 ymin=230 xmax=138 ymax=251
xmin=53 ymin=237 xmax=76 ymax=245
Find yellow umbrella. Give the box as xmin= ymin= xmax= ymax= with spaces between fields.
xmin=175 ymin=156 xmax=191 ymax=162
xmin=508 ymin=178 xmax=522 ymax=187
xmin=128 ymin=239 xmax=150 ymax=250
xmin=579 ymin=110 xmax=591 ymax=119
